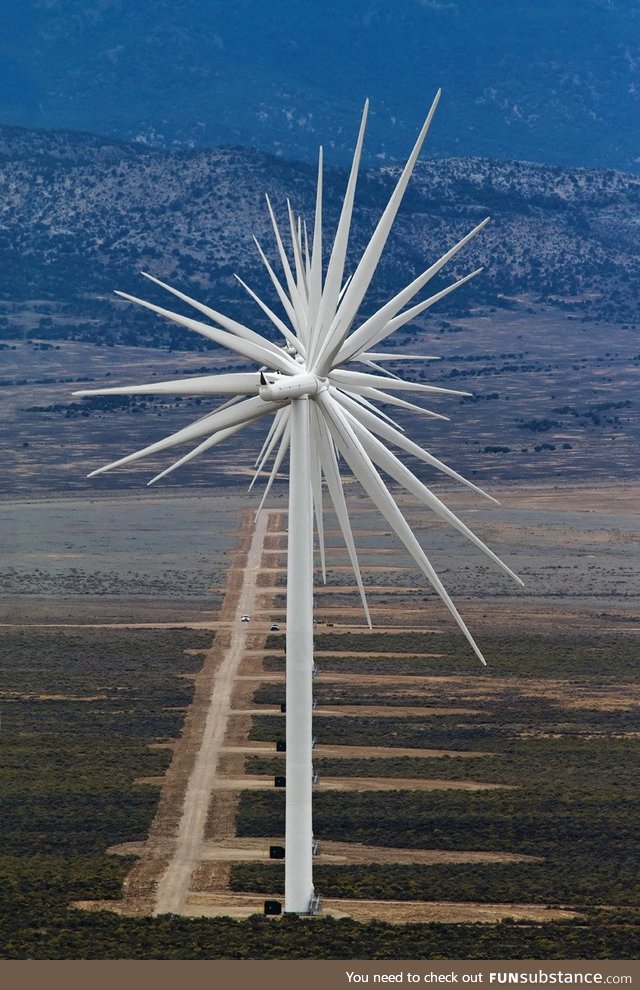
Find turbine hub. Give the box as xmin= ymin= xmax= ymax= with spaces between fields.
xmin=259 ymin=372 xmax=321 ymax=401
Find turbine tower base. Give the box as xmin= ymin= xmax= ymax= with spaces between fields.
xmin=284 ymin=397 xmax=315 ymax=914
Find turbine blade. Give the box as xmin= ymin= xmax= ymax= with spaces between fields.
xmin=336 ymin=384 xmax=450 ymax=421
xmin=253 ymin=236 xmax=302 ymax=337
xmin=302 ymin=218 xmax=311 ymax=279
xmin=265 ymin=195 xmax=308 ymax=339
xmin=359 ymin=359 xmax=403 ymax=379
xmin=87 ymin=395 xmax=280 ymax=477
xmin=360 ymin=352 xmax=440 ymax=362
xmin=335 ymin=219 xmax=488 ymax=365
xmin=253 ymin=405 xmax=286 ymax=468
xmin=314 ymin=90 xmax=441 ymax=373
xmin=234 ymin=274 xmax=302 ymax=355
xmin=206 ymin=394 xmax=244 ymax=415
xmin=256 ymin=419 xmax=291 ymax=512
xmin=114 ymin=290 xmax=298 ymax=375
xmin=184 ymin=395 xmax=244 ymax=429
xmin=147 ymin=421 xmax=247 ymax=485
xmin=338 ymin=269 xmax=483 ymax=363
xmin=310 ymin=401 xmax=371 ymax=626
xmin=344 ymin=409 xmax=522 ymax=585
xmin=73 ymin=372 xmax=261 ymax=398
xmin=139 ymin=271 xmax=289 ymax=360
xmin=307 ymin=147 xmax=324 ymax=335
xmin=249 ymin=407 xmax=289 ymax=491
xmin=334 ymin=387 xmax=407 ymax=430
xmin=309 ymin=422 xmax=327 ymax=584
xmin=317 ymin=389 xmax=487 ymax=664
xmin=331 ymin=387 xmax=497 ymax=503
xmin=287 ymin=199 xmax=308 ymax=303
xmin=308 ymin=101 xmax=369 ymax=367
xmin=330 ymin=368 xmax=471 ymax=397
xmin=338 ymin=273 xmax=353 ymax=303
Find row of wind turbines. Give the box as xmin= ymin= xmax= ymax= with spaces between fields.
xmin=74 ymin=92 xmax=521 ymax=914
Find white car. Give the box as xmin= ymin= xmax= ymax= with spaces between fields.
xmin=240 ymin=615 xmax=250 ymax=622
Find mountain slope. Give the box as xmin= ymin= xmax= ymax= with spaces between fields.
xmin=3 ymin=1 xmax=640 ymax=171
xmin=0 ymin=126 xmax=638 ymax=349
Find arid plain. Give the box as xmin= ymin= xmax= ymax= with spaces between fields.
xmin=2 ymin=478 xmax=639 ymax=923
xmin=1 ymin=316 xmax=639 ymax=953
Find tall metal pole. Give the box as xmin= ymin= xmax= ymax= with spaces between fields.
xmin=284 ymin=396 xmax=315 ymax=913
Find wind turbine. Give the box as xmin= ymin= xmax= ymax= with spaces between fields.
xmin=74 ymin=92 xmax=522 ymax=915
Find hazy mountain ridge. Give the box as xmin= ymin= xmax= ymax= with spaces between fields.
xmin=4 ymin=0 xmax=640 ymax=171
xmin=0 ymin=125 xmax=151 ymax=167
xmin=1 ymin=126 xmax=639 ymax=349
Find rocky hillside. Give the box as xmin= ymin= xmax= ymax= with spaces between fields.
xmin=1 ymin=126 xmax=639 ymax=349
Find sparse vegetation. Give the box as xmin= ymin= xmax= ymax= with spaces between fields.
xmin=237 ymin=626 xmax=640 ymax=954
xmin=0 ymin=626 xmax=211 ymax=956
xmin=5 ymin=623 xmax=639 ymax=959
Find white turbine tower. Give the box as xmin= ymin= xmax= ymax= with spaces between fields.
xmin=74 ymin=93 xmax=522 ymax=915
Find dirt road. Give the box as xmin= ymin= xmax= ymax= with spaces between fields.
xmin=153 ymin=509 xmax=272 ymax=916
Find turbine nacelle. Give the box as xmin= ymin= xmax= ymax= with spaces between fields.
xmin=259 ymin=371 xmax=323 ymax=402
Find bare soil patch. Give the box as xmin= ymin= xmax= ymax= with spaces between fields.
xmin=222 ymin=743 xmax=490 ymax=759
xmin=214 ymin=776 xmax=511 ymax=793
xmin=198 ymin=837 xmax=538 ymax=865
xmin=322 ymin=899 xmax=582 ymax=925
xmin=314 ymin=705 xmax=482 ymax=717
